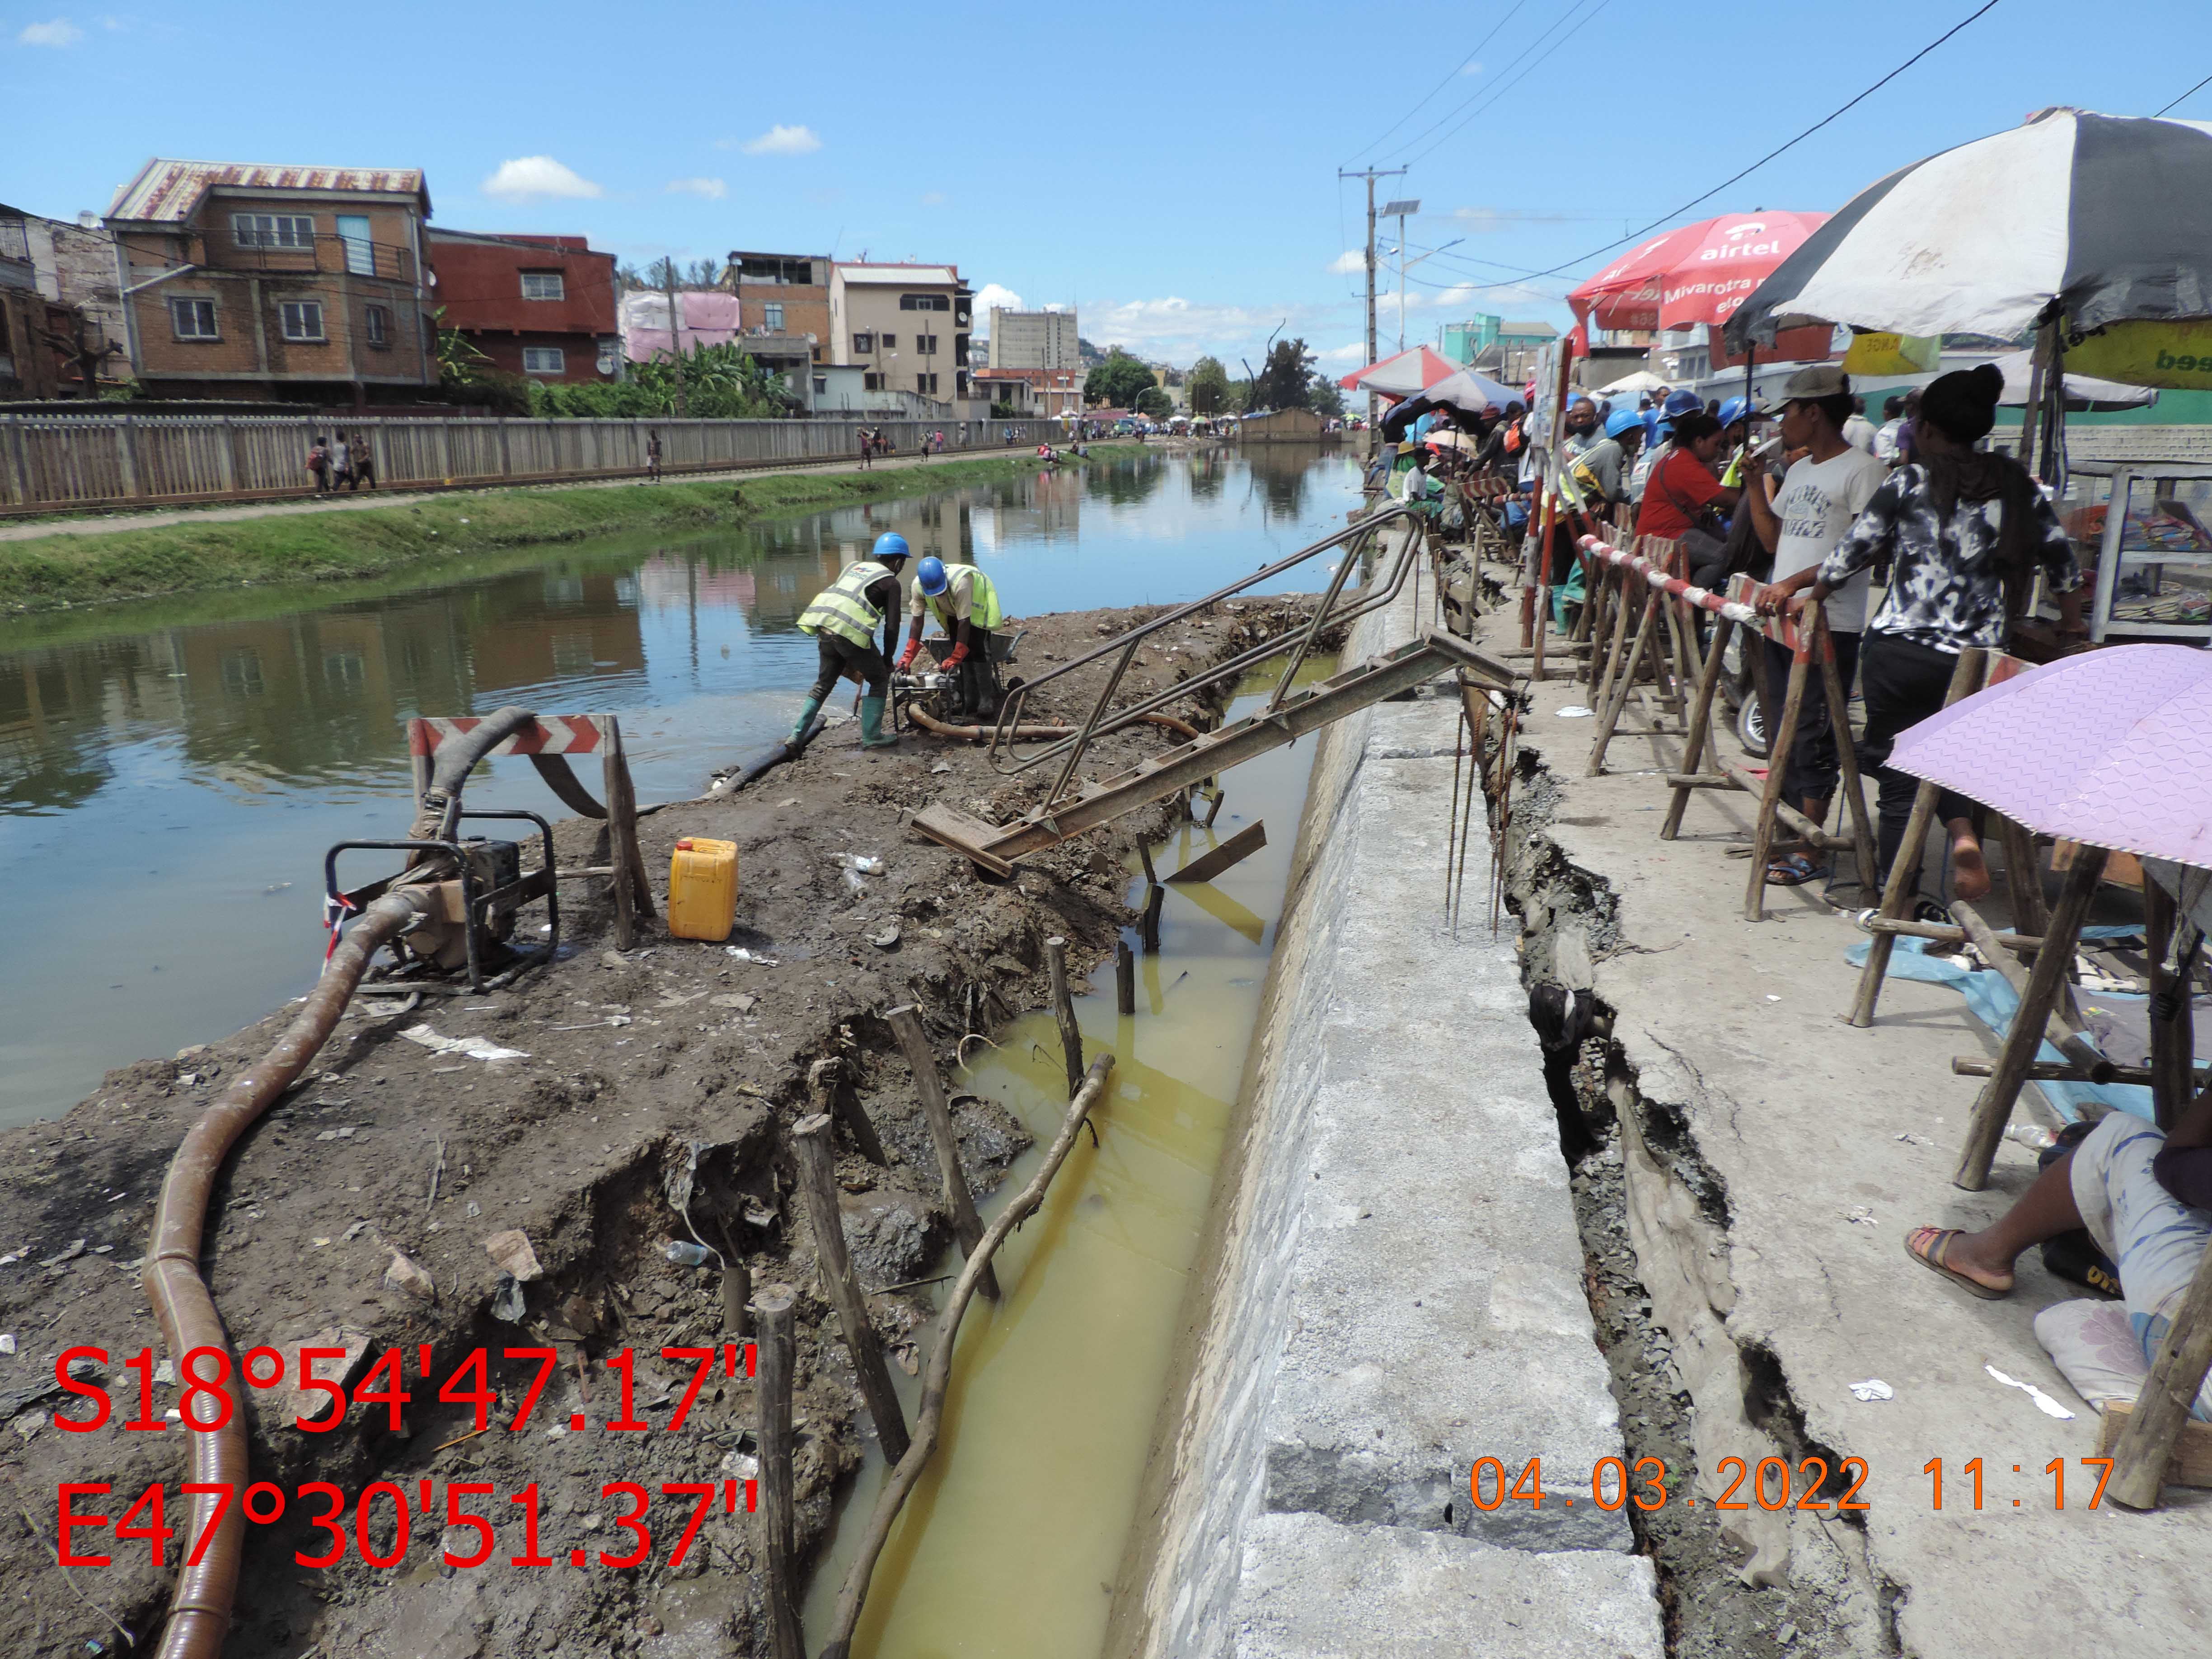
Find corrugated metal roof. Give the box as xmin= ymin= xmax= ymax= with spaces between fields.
xmin=835 ymin=263 xmax=958 ymax=285
xmin=106 ymin=159 xmax=431 ymax=224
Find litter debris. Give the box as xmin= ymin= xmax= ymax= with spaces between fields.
xmin=931 ymin=762 xmax=953 ymax=774
xmin=838 ymin=853 xmax=886 ymax=876
xmin=870 ymin=923 xmax=902 ymax=950
xmin=1556 ymin=705 xmax=1595 ymax=718
xmin=2005 ymin=1123 xmax=2059 ymax=1152
xmin=726 ymin=947 xmax=782 ymax=966
xmin=490 ymin=1275 xmax=528 ymax=1323
xmin=41 ymin=1239 xmax=87 ymax=1267
xmin=1985 ymin=1363 xmax=2076 ymax=1419
xmin=383 ymin=1249 xmax=437 ymax=1302
xmin=1895 ymin=1131 xmax=1933 ymax=1147
xmin=1849 ymin=1378 xmax=1894 ymax=1401
xmin=1843 ymin=1206 xmax=1876 ymax=1226
xmin=0 ymin=1334 xmax=14 ymax=1355
xmin=483 ymin=1229 xmax=543 ymax=1282
xmin=664 ymin=1240 xmax=715 ymax=1267
xmin=400 ymin=1025 xmax=529 ymax=1062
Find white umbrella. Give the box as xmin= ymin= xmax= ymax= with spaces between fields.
xmin=1423 ymin=366 xmax=1521 ymax=414
xmin=1595 ymin=368 xmax=1666 ymax=395
xmin=1988 ymin=348 xmax=2156 ymax=408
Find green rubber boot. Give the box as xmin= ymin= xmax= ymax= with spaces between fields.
xmin=787 ymin=694 xmax=825 ymax=746
xmin=859 ymin=694 xmax=899 ymax=749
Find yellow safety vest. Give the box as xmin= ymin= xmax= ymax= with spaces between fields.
xmin=925 ymin=564 xmax=1004 ymax=632
xmin=798 ymin=560 xmax=895 ymax=648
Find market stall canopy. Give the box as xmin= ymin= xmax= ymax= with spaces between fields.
xmin=1987 ymin=347 xmax=2156 ymax=408
xmin=1339 ymin=345 xmax=1460 ymax=395
xmin=1595 ymin=368 xmax=1666 ymax=396
xmin=1568 ymin=212 xmax=1829 ymax=334
xmin=1726 ymin=110 xmax=2212 ymax=375
xmin=1424 ymin=366 xmax=1521 ymax=414
xmin=1887 ymin=645 xmax=2212 ymax=869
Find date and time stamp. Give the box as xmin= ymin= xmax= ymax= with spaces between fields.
xmin=1466 ymin=1453 xmax=2118 ymax=1514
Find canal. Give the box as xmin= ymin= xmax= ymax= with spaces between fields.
xmin=0 ymin=444 xmax=1358 ymax=1128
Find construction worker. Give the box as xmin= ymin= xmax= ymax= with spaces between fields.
xmin=898 ymin=555 xmax=1004 ymax=720
xmin=790 ymin=532 xmax=910 ymax=749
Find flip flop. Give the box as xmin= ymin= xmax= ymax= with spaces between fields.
xmin=1765 ymin=852 xmax=1828 ymax=886
xmin=1903 ymin=1226 xmax=2012 ymax=1300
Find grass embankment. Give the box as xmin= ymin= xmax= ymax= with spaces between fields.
xmin=0 ymin=453 xmax=1045 ymax=612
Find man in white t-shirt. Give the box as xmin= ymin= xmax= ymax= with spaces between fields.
xmin=1841 ymin=394 xmax=1879 ymax=454
xmin=1741 ymin=364 xmax=1888 ymax=889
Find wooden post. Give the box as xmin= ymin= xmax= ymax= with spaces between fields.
xmin=2107 ymin=1244 xmax=2212 ymax=1509
xmin=1950 ymin=901 xmax=2114 ymax=1078
xmin=1585 ymin=591 xmax=1661 ymax=776
xmin=2144 ymin=878 xmax=2198 ymax=1133
xmin=790 ymin=1113 xmax=911 ymax=1462
xmin=1044 ymin=935 xmax=1084 ymax=1099
xmin=1817 ymin=611 xmax=1881 ymax=896
xmin=602 ymin=719 xmax=653 ymax=950
xmin=810 ymin=1055 xmax=888 ymax=1167
xmin=884 ymin=1005 xmax=998 ymax=1301
xmin=751 ymin=1283 xmax=803 ymax=1659
xmin=1743 ymin=600 xmax=1817 ymax=921
xmin=1848 ymin=648 xmax=1988 ymax=1027
xmin=1661 ymin=614 xmax=1734 ymax=840
xmin=1141 ymin=885 xmax=1165 ymax=954
xmin=1953 ymin=846 xmax=2106 ymax=1190
xmin=1115 ymin=940 xmax=1136 ymax=1017
xmin=719 ymin=1256 xmax=751 ymax=1339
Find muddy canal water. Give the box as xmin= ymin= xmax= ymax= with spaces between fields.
xmin=0 ymin=445 xmax=1358 ymax=1126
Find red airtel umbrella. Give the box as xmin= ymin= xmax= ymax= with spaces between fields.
xmin=1569 ymin=211 xmax=1830 ymax=334
xmin=1338 ymin=344 xmax=1460 ymax=395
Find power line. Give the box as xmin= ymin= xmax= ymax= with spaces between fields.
xmin=1341 ymin=0 xmax=1531 ymax=166
xmin=1513 ymin=0 xmax=2007 ymax=286
xmin=1386 ymin=0 xmax=1613 ymax=168
xmin=2156 ymin=71 xmax=2212 ymax=117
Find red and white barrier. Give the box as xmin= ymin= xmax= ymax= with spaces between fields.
xmin=408 ymin=715 xmax=608 ymax=758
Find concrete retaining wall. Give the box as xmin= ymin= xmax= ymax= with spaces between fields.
xmin=1113 ymin=565 xmax=1664 ymax=1658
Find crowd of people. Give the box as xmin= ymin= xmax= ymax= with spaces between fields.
xmin=304 ymin=430 xmax=377 ymax=493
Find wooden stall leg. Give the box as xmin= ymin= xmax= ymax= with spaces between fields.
xmin=791 ymin=1114 xmax=912 ymax=1462
xmin=602 ymin=720 xmax=654 ymax=948
xmin=1590 ymin=566 xmax=1639 ymax=715
xmin=2145 ymin=879 xmax=2199 ymax=1133
xmin=1744 ymin=603 xmax=1815 ymax=923
xmin=1818 ymin=613 xmax=1879 ymax=896
xmin=885 ymin=1005 xmax=998 ymax=1301
xmin=1953 ymin=847 xmax=2106 ymax=1190
xmin=751 ymin=1284 xmax=804 ymax=1659
xmin=1847 ymin=648 xmax=1988 ymax=1027
xmin=1662 ymin=615 xmax=1734 ymax=840
xmin=1587 ymin=592 xmax=1660 ymax=777
xmin=2107 ymin=1227 xmax=2212 ymax=1509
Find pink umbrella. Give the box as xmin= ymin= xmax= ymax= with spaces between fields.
xmin=1886 ymin=645 xmax=2212 ymax=869
xmin=1569 ymin=211 xmax=1829 ymax=334
xmin=1339 ymin=345 xmax=1460 ymax=395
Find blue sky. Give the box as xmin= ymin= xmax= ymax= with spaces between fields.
xmin=3 ymin=1 xmax=2206 ymax=371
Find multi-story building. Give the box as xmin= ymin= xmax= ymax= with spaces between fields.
xmin=426 ymin=229 xmax=618 ymax=384
xmin=722 ymin=250 xmax=830 ymax=359
xmin=828 ymin=262 xmax=973 ymax=406
xmin=974 ymin=365 xmax=1085 ymax=419
xmin=987 ymin=306 xmax=1078 ymax=371
xmin=103 ymin=158 xmax=437 ymax=402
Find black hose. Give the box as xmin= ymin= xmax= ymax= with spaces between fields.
xmin=416 ymin=705 xmax=535 ymax=841
xmin=720 ymin=714 xmax=829 ymax=792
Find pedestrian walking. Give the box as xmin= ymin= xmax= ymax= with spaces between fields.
xmin=329 ymin=432 xmax=352 ymax=491
xmin=348 ymin=429 xmax=376 ymax=491
xmin=306 ymin=436 xmax=331 ymax=494
xmin=647 ymin=429 xmax=663 ymax=483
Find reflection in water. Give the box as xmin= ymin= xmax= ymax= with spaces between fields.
xmin=0 ymin=448 xmax=1361 ymax=1124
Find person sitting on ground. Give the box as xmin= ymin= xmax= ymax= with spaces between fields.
xmin=1773 ymin=364 xmax=2085 ymax=908
xmin=1740 ymin=366 xmax=1888 ymax=889
xmin=1905 ymin=1093 xmax=2212 ymax=1420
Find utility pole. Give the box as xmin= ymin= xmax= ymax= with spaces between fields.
xmin=1338 ymin=167 xmax=1403 ymax=451
xmin=661 ymin=257 xmax=689 ymax=417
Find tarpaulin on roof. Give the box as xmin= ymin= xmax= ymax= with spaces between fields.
xmin=620 ymin=290 xmax=743 ymax=363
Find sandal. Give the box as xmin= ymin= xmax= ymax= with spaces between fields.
xmin=1765 ymin=852 xmax=1828 ymax=886
xmin=1903 ymin=1225 xmax=2012 ymax=1300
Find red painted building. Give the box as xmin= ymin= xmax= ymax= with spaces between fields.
xmin=426 ymin=228 xmax=618 ymax=384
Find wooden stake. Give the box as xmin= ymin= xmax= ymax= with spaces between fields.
xmin=750 ymin=1283 xmax=802 ymax=1659
xmin=819 ymin=1055 xmax=1116 ymax=1659
xmin=1169 ymin=820 xmax=1267 ymax=885
xmin=1815 ymin=611 xmax=1880 ymax=895
xmin=1141 ymin=885 xmax=1164 ymax=954
xmin=1953 ymin=846 xmax=2105 ymax=1190
xmin=810 ymin=1056 xmax=888 ymax=1167
xmin=1586 ymin=590 xmax=1662 ymax=776
xmin=2108 ymin=1242 xmax=2212 ymax=1510
xmin=884 ymin=1004 xmax=997 ymax=1301
xmin=1849 ymin=647 xmax=1988 ymax=1027
xmin=1044 ymin=935 xmax=1084 ymax=1099
xmin=2144 ymin=878 xmax=2198 ymax=1133
xmin=790 ymin=1113 xmax=911 ymax=1462
xmin=1744 ymin=599 xmax=1815 ymax=921
xmin=1115 ymin=940 xmax=1135 ymax=1017
xmin=1950 ymin=900 xmax=2113 ymax=1078
xmin=1662 ymin=613 xmax=1733 ymax=839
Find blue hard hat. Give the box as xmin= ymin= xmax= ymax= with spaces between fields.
xmin=1661 ymin=390 xmax=1703 ymax=420
xmin=1716 ymin=395 xmax=1767 ymax=430
xmin=872 ymin=532 xmax=911 ymax=562
xmin=1604 ymin=409 xmax=1643 ymax=439
xmin=916 ymin=555 xmax=949 ymax=596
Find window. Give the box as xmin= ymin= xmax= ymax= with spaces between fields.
xmin=812 ymin=375 xmax=827 ymax=393
xmin=916 ymin=372 xmax=938 ymax=394
xmin=917 ymin=334 xmax=938 ymax=355
xmin=520 ymin=271 xmax=566 ymax=301
xmin=170 ymin=297 xmax=218 ymax=339
xmin=863 ymin=371 xmax=884 ymax=390
xmin=335 ymin=214 xmax=373 ymax=276
xmin=880 ymin=333 xmax=897 ymax=350
xmin=899 ymin=293 xmax=949 ymax=311
xmin=364 ymin=304 xmax=390 ymax=347
xmin=852 ymin=331 xmax=873 ymax=354
xmin=232 ymin=213 xmax=314 ymax=250
xmin=522 ymin=346 xmax=566 ymax=375
xmin=279 ymin=300 xmax=325 ymax=341
xmin=763 ymin=301 xmax=784 ymax=331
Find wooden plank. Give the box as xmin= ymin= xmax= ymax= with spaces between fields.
xmin=911 ymin=804 xmax=1016 ymax=877
xmin=2095 ymin=1399 xmax=2212 ymax=1490
xmin=1167 ymin=820 xmax=1267 ymax=885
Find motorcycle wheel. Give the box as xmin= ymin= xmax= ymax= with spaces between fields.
xmin=1737 ymin=692 xmax=1770 ymax=759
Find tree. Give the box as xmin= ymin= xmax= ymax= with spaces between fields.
xmin=1135 ymin=385 xmax=1173 ymax=419
xmin=1187 ymin=355 xmax=1232 ymax=416
xmin=1084 ymin=349 xmax=1158 ymax=409
xmin=1307 ymin=372 xmax=1346 ymax=421
xmin=1248 ymin=337 xmax=1316 ymax=412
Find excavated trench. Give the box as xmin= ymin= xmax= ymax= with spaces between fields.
xmin=1487 ymin=744 xmax=1907 ymax=1659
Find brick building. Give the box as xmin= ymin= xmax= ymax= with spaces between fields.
xmin=104 ymin=158 xmax=437 ymax=402
xmin=426 ymin=229 xmax=618 ymax=384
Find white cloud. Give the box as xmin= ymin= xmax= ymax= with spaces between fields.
xmin=1460 ymin=60 xmax=1483 ymax=76
xmin=1327 ymin=249 xmax=1365 ymax=276
xmin=665 ymin=176 xmax=726 ymax=199
xmin=18 ymin=18 xmax=83 ymax=46
xmin=920 ymin=191 xmax=946 ymax=206
xmin=483 ymin=156 xmax=604 ymax=201
xmin=1317 ymin=342 xmax=1369 ymax=364
xmin=973 ymin=282 xmax=1024 ymax=317
xmin=1451 ymin=206 xmax=1575 ymax=233
xmin=739 ymin=124 xmax=820 ymax=157
xmin=1088 ymin=296 xmax=1329 ymax=364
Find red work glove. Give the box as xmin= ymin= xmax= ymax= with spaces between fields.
xmin=896 ymin=641 xmax=919 ymax=671
xmin=942 ymin=642 xmax=970 ymax=669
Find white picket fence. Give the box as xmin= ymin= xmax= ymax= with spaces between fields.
xmin=0 ymin=412 xmax=1059 ymax=512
